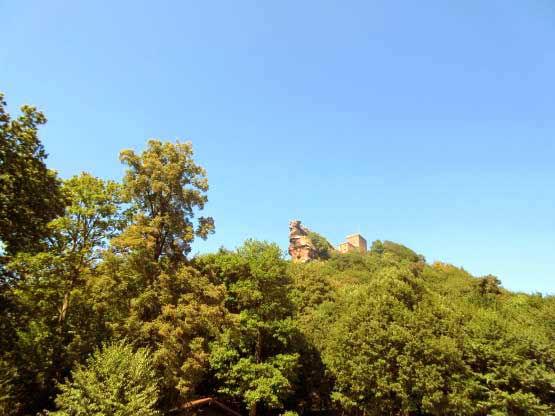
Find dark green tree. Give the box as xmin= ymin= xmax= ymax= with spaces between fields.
xmin=0 ymin=93 xmax=65 ymax=256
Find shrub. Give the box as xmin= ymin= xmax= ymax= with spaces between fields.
xmin=307 ymin=232 xmax=333 ymax=260
xmin=53 ymin=340 xmax=160 ymax=416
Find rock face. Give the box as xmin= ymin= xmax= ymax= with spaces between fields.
xmin=288 ymin=220 xmax=319 ymax=263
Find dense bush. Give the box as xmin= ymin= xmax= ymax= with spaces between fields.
xmin=53 ymin=341 xmax=160 ymax=416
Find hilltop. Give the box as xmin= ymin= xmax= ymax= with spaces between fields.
xmin=286 ymin=232 xmax=555 ymax=414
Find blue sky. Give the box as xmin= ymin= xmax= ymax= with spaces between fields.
xmin=2 ymin=0 xmax=554 ymax=293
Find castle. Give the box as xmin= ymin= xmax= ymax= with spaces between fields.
xmin=338 ymin=233 xmax=367 ymax=253
xmin=288 ymin=220 xmax=367 ymax=262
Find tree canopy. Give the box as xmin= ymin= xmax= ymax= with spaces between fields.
xmin=115 ymin=139 xmax=214 ymax=264
xmin=1 ymin=93 xmax=554 ymax=416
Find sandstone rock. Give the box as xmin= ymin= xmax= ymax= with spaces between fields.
xmin=288 ymin=220 xmax=319 ymax=263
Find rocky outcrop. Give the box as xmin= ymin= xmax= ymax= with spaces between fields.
xmin=288 ymin=220 xmax=319 ymax=263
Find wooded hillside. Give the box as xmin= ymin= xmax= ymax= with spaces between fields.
xmin=1 ymin=94 xmax=554 ymax=416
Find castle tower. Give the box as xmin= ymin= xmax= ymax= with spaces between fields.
xmin=346 ymin=233 xmax=367 ymax=252
xmin=338 ymin=233 xmax=367 ymax=253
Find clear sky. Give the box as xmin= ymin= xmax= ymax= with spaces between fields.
xmin=2 ymin=1 xmax=554 ymax=293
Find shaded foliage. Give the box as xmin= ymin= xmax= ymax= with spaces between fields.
xmin=0 ymin=94 xmax=65 ymax=257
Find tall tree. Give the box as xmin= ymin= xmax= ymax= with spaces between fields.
xmin=107 ymin=140 xmax=215 ymax=342
xmin=0 ymin=93 xmax=65 ymax=257
xmin=0 ymin=94 xmax=65 ymax=415
xmin=94 ymin=140 xmax=219 ymax=410
xmin=114 ymin=139 xmax=214 ymax=265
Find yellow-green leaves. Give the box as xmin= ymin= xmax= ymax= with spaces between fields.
xmin=54 ymin=340 xmax=160 ymax=416
xmin=116 ymin=139 xmax=214 ymax=263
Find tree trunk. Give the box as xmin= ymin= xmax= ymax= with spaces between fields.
xmin=58 ymin=292 xmax=69 ymax=324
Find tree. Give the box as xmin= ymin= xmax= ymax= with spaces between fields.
xmin=4 ymin=173 xmax=122 ymax=414
xmin=113 ymin=139 xmax=214 ymax=264
xmin=306 ymin=232 xmax=333 ymax=260
xmin=92 ymin=140 xmax=218 ymax=410
xmin=47 ymin=173 xmax=123 ymax=325
xmin=0 ymin=94 xmax=65 ymax=415
xmin=203 ymin=241 xmax=299 ymax=416
xmin=135 ymin=266 xmax=226 ymax=408
xmin=53 ymin=340 xmax=160 ymax=416
xmin=462 ymin=308 xmax=555 ymax=415
xmin=477 ymin=274 xmax=502 ymax=297
xmin=310 ymin=267 xmax=473 ymax=415
xmin=0 ymin=93 xmax=65 ymax=257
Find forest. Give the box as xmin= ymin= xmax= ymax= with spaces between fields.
xmin=1 ymin=93 xmax=555 ymax=416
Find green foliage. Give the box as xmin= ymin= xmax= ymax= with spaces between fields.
xmin=288 ymin=261 xmax=334 ymax=316
xmin=91 ymin=141 xmax=221 ymax=409
xmin=0 ymin=358 xmax=20 ymax=416
xmin=300 ymin=250 xmax=555 ymax=414
xmin=2 ymin=173 xmax=123 ymax=414
xmin=115 ymin=139 xmax=214 ymax=263
xmin=200 ymin=241 xmax=299 ymax=415
xmin=53 ymin=340 xmax=160 ymax=416
xmin=306 ymin=232 xmax=333 ymax=260
xmin=313 ymin=269 xmax=471 ymax=415
xmin=372 ymin=239 xmax=425 ymax=263
xmin=141 ymin=266 xmax=226 ymax=405
xmin=50 ymin=173 xmax=123 ymax=261
xmin=476 ymin=274 xmax=502 ymax=297
xmin=0 ymin=93 xmax=65 ymax=256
